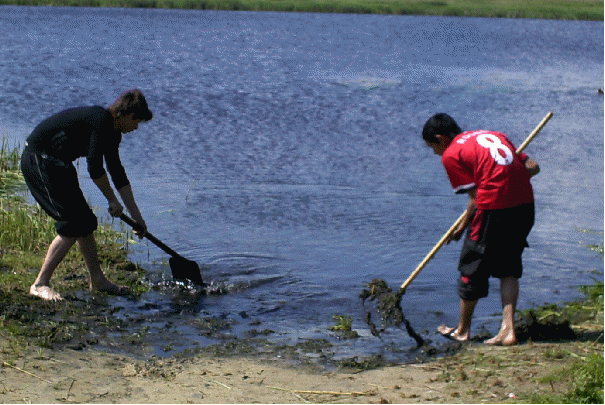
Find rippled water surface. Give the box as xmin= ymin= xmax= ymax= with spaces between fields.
xmin=0 ymin=6 xmax=602 ymax=361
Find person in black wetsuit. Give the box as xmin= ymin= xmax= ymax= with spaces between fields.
xmin=20 ymin=89 xmax=152 ymax=301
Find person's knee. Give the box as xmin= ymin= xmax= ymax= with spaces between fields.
xmin=457 ymin=274 xmax=489 ymax=301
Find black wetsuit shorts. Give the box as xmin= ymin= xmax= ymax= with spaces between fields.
xmin=20 ymin=147 xmax=98 ymax=237
xmin=457 ymin=203 xmax=535 ymax=301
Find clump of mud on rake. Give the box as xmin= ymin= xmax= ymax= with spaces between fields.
xmin=360 ymin=279 xmax=425 ymax=346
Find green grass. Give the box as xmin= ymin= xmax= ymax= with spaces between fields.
xmin=0 ymin=0 xmax=602 ymax=20
xmin=532 ymin=352 xmax=604 ymax=403
xmin=0 ymin=138 xmax=23 ymax=195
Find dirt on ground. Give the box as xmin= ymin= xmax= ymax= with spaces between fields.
xmin=1 ymin=323 xmax=602 ymax=404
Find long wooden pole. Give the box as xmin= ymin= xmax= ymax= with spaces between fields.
xmin=399 ymin=112 xmax=553 ymax=292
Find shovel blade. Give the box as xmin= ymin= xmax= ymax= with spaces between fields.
xmin=169 ymin=256 xmax=205 ymax=286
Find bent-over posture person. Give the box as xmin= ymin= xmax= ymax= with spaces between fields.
xmin=423 ymin=113 xmax=540 ymax=346
xmin=21 ymin=89 xmax=151 ymax=301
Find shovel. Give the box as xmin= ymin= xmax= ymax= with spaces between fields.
xmin=119 ymin=213 xmax=205 ymax=286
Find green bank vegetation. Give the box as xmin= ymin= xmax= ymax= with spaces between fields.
xmin=0 ymin=0 xmax=602 ymax=20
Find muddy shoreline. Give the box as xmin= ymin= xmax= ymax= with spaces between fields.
xmin=1 ymin=242 xmax=602 ymax=403
xmin=1 ymin=290 xmax=602 ymax=403
xmin=0 ymin=266 xmax=593 ymax=372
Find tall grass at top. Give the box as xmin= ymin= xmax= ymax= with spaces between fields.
xmin=0 ymin=0 xmax=602 ymax=20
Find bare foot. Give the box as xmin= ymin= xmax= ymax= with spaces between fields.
xmin=437 ymin=325 xmax=469 ymax=342
xmin=485 ymin=333 xmax=518 ymax=346
xmin=90 ymin=280 xmax=130 ymax=296
xmin=29 ymin=284 xmax=64 ymax=302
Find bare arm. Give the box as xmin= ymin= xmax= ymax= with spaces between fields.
xmin=92 ymin=175 xmax=147 ymax=237
xmin=93 ymin=173 xmax=123 ymax=216
xmin=448 ymin=188 xmax=476 ymax=244
xmin=117 ymin=184 xmax=147 ymax=236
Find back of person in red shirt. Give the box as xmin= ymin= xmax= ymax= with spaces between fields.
xmin=423 ymin=113 xmax=540 ymax=346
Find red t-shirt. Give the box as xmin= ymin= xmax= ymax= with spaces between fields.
xmin=442 ymin=130 xmax=534 ymax=210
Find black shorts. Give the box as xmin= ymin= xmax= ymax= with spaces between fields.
xmin=20 ymin=148 xmax=97 ymax=237
xmin=457 ymin=203 xmax=535 ymax=301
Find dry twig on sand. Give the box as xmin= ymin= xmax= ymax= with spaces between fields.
xmin=2 ymin=361 xmax=52 ymax=384
xmin=268 ymin=385 xmax=376 ymax=397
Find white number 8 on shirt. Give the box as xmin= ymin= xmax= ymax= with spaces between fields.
xmin=477 ymin=133 xmax=513 ymax=166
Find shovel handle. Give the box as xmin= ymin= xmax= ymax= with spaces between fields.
xmin=399 ymin=112 xmax=553 ymax=292
xmin=119 ymin=213 xmax=182 ymax=259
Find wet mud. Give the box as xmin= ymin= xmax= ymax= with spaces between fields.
xmin=360 ymin=279 xmax=425 ymax=346
xmin=0 ymin=273 xmax=429 ymax=371
xmin=358 ymin=278 xmax=579 ymax=353
xmin=0 ymin=268 xmax=581 ymax=373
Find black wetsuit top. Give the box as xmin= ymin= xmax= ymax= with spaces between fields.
xmin=26 ymin=106 xmax=130 ymax=189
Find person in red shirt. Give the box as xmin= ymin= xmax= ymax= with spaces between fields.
xmin=423 ymin=113 xmax=540 ymax=346
xmin=21 ymin=89 xmax=151 ymax=301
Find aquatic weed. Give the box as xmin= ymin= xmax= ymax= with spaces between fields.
xmin=329 ymin=314 xmax=359 ymax=339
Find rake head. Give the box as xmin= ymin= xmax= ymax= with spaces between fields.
xmin=360 ymin=279 xmax=425 ymax=346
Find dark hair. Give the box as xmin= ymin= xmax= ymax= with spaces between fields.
xmin=422 ymin=113 xmax=461 ymax=143
xmin=109 ymin=89 xmax=153 ymax=121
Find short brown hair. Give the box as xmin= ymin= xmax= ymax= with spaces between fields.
xmin=109 ymin=89 xmax=153 ymax=121
xmin=422 ymin=113 xmax=461 ymax=144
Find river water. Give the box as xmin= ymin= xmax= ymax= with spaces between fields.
xmin=0 ymin=6 xmax=602 ymax=362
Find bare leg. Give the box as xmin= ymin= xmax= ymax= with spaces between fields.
xmin=76 ymin=233 xmax=128 ymax=295
xmin=485 ymin=276 xmax=519 ymax=346
xmin=438 ymin=298 xmax=478 ymax=341
xmin=30 ymin=234 xmax=77 ymax=301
